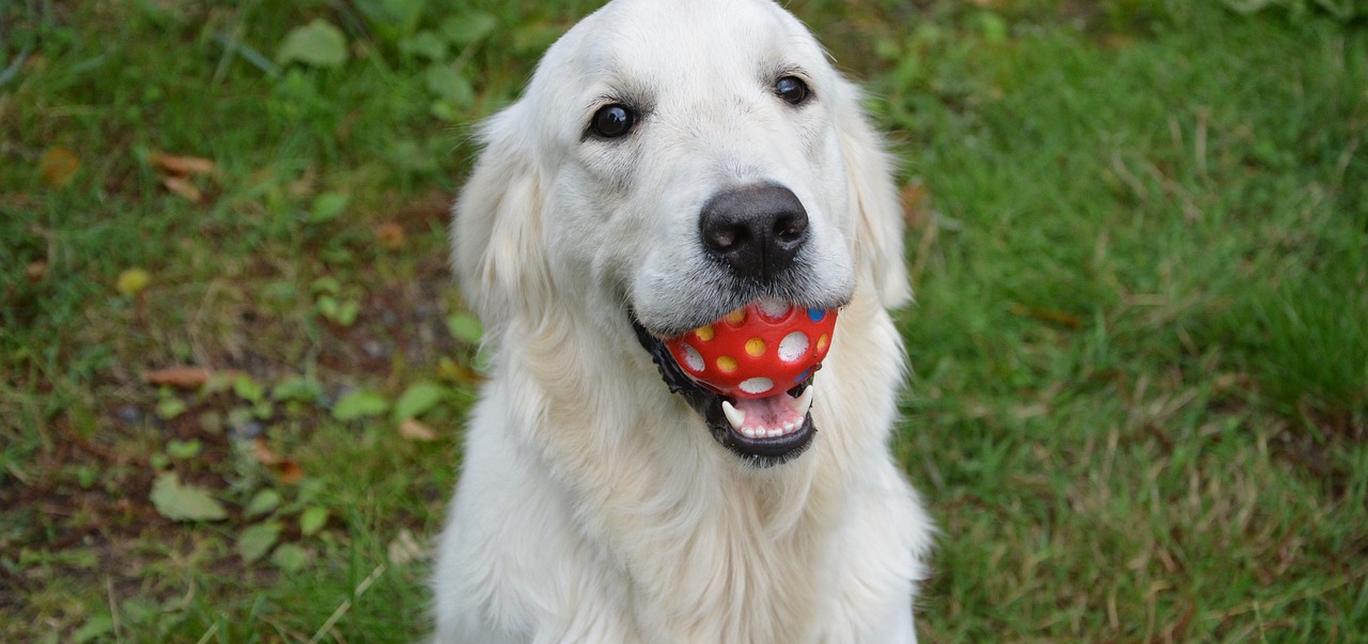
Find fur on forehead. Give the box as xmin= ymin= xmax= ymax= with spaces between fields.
xmin=522 ymin=0 xmax=835 ymax=138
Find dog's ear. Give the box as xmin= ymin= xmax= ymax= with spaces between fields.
xmin=833 ymin=79 xmax=912 ymax=309
xmin=452 ymin=102 xmax=553 ymax=334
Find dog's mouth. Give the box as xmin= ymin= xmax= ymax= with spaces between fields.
xmin=631 ymin=315 xmax=817 ymax=466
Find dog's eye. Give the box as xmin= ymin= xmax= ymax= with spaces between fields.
xmin=590 ymin=104 xmax=636 ymax=139
xmin=774 ymin=76 xmax=811 ymax=106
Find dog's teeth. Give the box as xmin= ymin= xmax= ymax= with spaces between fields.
xmin=789 ymin=386 xmax=814 ymax=417
xmin=783 ymin=421 xmax=795 ymax=433
xmin=722 ymin=401 xmax=746 ymax=431
xmin=767 ymin=426 xmax=783 ymax=438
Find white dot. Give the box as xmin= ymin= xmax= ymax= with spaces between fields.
xmin=682 ymin=345 xmax=705 ymax=372
xmin=778 ymin=332 xmax=809 ymax=362
xmin=758 ymin=298 xmax=790 ymax=320
xmin=739 ymin=377 xmax=774 ymax=395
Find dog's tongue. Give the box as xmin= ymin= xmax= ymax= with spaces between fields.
xmin=733 ymin=394 xmax=803 ymax=431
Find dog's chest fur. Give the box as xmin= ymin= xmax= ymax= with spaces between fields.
xmin=434 ymin=293 xmax=925 ymax=643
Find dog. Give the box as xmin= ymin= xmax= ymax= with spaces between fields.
xmin=432 ymin=0 xmax=933 ymax=641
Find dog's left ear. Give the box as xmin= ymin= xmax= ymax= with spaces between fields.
xmin=834 ymin=78 xmax=912 ymax=309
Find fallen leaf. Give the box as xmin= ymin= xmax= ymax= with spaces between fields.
xmin=150 ymin=152 xmax=216 ymax=177
xmin=167 ymin=439 xmax=202 ymax=459
xmin=271 ymin=543 xmax=311 ymax=573
xmin=900 ymin=180 xmax=930 ymax=228
xmin=39 ymin=146 xmax=80 ymax=188
xmin=398 ymin=418 xmax=438 ymax=442
xmin=393 ymin=381 xmax=444 ymax=421
xmin=300 ymin=506 xmax=329 ymax=535
xmin=116 ymin=268 xmax=151 ymax=296
xmin=144 ymin=366 xmax=210 ymax=390
xmin=277 ymin=19 xmax=349 ymax=68
xmin=375 ymin=222 xmax=406 ymax=249
xmin=333 ymin=389 xmax=388 ymax=421
xmin=150 ymin=473 xmax=227 ymax=522
xmin=1008 ymin=303 xmax=1083 ymax=329
xmin=447 ymin=313 xmax=483 ymax=345
xmin=244 ymin=489 xmax=281 ymax=517
xmin=387 ymin=528 xmax=425 ymax=565
xmin=162 ymin=176 xmax=202 ymax=203
xmin=25 ymin=260 xmax=47 ymax=283
xmin=252 ymin=438 xmax=281 ymax=465
xmin=308 ymin=191 xmax=349 ymax=222
xmin=155 ymin=397 xmax=187 ymax=420
xmin=274 ymin=459 xmax=304 ymax=485
xmin=237 ymin=521 xmax=282 ymax=562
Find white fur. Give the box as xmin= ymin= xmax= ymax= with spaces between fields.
xmin=435 ymin=1 xmax=932 ymax=641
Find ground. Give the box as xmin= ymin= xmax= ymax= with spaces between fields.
xmin=1 ymin=0 xmax=1365 ymax=641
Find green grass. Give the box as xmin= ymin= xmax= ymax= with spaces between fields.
xmin=2 ymin=0 xmax=1365 ymax=641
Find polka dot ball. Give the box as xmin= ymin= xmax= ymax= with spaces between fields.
xmin=664 ymin=301 xmax=838 ymax=399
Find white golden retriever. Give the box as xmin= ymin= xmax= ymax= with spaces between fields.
xmin=433 ymin=0 xmax=933 ymax=641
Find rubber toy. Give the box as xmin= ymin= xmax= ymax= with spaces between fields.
xmin=665 ymin=301 xmax=837 ymax=399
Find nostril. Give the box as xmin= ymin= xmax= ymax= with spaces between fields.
xmin=773 ymin=213 xmax=808 ymax=244
xmin=706 ymin=223 xmax=748 ymax=252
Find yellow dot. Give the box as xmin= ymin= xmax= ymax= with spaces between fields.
xmin=816 ymin=334 xmax=829 ymax=352
xmin=695 ymin=325 xmax=715 ymax=341
xmin=724 ymin=309 xmax=746 ymax=325
xmin=745 ymin=338 xmax=766 ymax=357
xmin=716 ymin=356 xmax=738 ymax=373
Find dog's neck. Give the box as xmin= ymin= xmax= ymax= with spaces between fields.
xmin=482 ymin=285 xmax=906 ymax=640
xmin=491 ymin=284 xmax=900 ymax=524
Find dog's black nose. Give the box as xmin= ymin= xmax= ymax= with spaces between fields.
xmin=699 ymin=185 xmax=809 ymax=281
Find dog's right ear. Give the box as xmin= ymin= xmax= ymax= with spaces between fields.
xmin=452 ymin=102 xmax=553 ymax=335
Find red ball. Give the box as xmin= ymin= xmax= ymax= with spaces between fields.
xmin=665 ymin=302 xmax=837 ymax=399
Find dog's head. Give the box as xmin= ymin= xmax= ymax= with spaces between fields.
xmin=454 ymin=0 xmax=908 ymax=465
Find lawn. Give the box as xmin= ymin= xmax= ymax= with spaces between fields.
xmin=2 ymin=0 xmax=1365 ymax=641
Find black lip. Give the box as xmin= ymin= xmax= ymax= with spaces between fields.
xmin=630 ymin=315 xmax=815 ymax=466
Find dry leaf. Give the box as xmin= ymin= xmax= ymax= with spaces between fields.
xmin=274 ymin=460 xmax=304 ymax=485
xmin=25 ymin=261 xmax=47 ymax=283
xmin=252 ymin=438 xmax=281 ymax=466
xmin=398 ymin=418 xmax=438 ymax=442
xmin=116 ymin=268 xmax=151 ymax=296
xmin=900 ymin=180 xmax=930 ymax=228
xmin=375 ymin=222 xmax=406 ymax=250
xmin=39 ymin=147 xmax=80 ymax=188
xmin=162 ymin=177 xmax=203 ymax=203
xmin=150 ymin=152 xmax=217 ymax=177
xmin=1008 ymin=303 xmax=1083 ymax=329
xmin=144 ymin=366 xmax=211 ymax=390
xmin=387 ymin=529 xmax=425 ymax=566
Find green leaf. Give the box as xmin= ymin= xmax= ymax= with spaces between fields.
xmin=150 ymin=473 xmax=227 ymax=522
xmin=273 ymin=375 xmax=324 ymax=403
xmin=332 ymin=390 xmax=388 ymax=421
xmin=232 ymin=375 xmax=266 ymax=403
xmin=309 ymin=192 xmax=350 ymax=222
xmin=393 ymin=381 xmax=444 ymax=421
xmin=155 ymin=397 xmax=187 ymax=420
xmin=237 ymin=521 xmax=282 ymax=562
xmin=271 ymin=543 xmax=311 ymax=573
xmin=447 ymin=312 xmax=483 ymax=345
xmin=244 ymin=489 xmax=282 ymax=517
xmin=423 ymin=64 xmax=475 ymax=108
xmin=440 ymin=11 xmax=498 ymax=46
xmin=166 ymin=439 xmax=202 ymax=459
xmin=277 ymin=19 xmax=349 ymax=68
xmin=399 ymin=30 xmax=448 ymax=60
xmin=310 ymin=276 xmax=341 ymax=295
xmin=358 ymin=0 xmax=426 ymax=37
xmin=73 ymin=613 xmax=112 ymax=644
xmin=300 ymin=506 xmax=329 ymax=536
